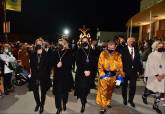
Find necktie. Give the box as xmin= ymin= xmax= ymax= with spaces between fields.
xmin=131 ymin=48 xmax=134 ymax=60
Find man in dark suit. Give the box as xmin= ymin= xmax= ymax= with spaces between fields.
xmin=29 ymin=38 xmax=52 ymax=114
xmin=120 ymin=37 xmax=143 ymax=107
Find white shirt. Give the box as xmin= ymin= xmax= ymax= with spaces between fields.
xmin=0 ymin=53 xmax=16 ymax=74
xmin=45 ymin=48 xmax=49 ymax=52
xmin=128 ymin=46 xmax=135 ymax=59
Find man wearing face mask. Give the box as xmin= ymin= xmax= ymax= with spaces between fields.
xmin=120 ymin=37 xmax=143 ymax=108
xmin=143 ymin=41 xmax=165 ymax=114
xmin=0 ymin=44 xmax=16 ymax=95
xmin=29 ymin=38 xmax=52 ymax=114
xmin=96 ymin=40 xmax=124 ymax=114
xmin=75 ymin=37 xmax=96 ymax=113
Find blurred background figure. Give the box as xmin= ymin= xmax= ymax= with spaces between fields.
xmin=90 ymin=38 xmax=101 ymax=89
xmin=101 ymin=41 xmax=108 ymax=50
xmin=0 ymin=44 xmax=4 ymax=96
xmin=141 ymin=40 xmax=152 ymax=70
xmin=18 ymin=44 xmax=30 ymax=72
xmin=116 ymin=35 xmax=126 ymax=52
xmin=0 ymin=44 xmax=16 ymax=95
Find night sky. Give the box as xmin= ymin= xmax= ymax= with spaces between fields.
xmin=7 ymin=0 xmax=140 ymax=41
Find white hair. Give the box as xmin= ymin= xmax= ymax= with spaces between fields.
xmin=151 ymin=41 xmax=160 ymax=52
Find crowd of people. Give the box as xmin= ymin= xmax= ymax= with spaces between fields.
xmin=0 ymin=34 xmax=165 ymax=114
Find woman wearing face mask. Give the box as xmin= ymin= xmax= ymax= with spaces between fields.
xmin=143 ymin=41 xmax=165 ymax=114
xmin=96 ymin=41 xmax=124 ymax=114
xmin=0 ymin=44 xmax=16 ymax=95
xmin=29 ymin=38 xmax=52 ymax=114
xmin=75 ymin=37 xmax=96 ymax=113
xmin=52 ymin=38 xmax=74 ymax=114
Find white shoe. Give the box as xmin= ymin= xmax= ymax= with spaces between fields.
xmin=160 ymin=98 xmax=165 ymax=101
xmin=162 ymin=104 xmax=165 ymax=107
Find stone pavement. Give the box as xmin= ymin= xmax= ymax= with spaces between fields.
xmin=0 ymin=80 xmax=164 ymax=114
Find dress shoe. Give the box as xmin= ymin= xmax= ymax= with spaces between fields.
xmin=123 ymin=100 xmax=127 ymax=105
xmin=142 ymin=95 xmax=148 ymax=104
xmin=153 ymin=104 xmax=162 ymax=114
xmin=34 ymin=105 xmax=40 ymax=112
xmin=56 ymin=109 xmax=61 ymax=114
xmin=63 ymin=103 xmax=66 ymax=111
xmin=80 ymin=104 xmax=85 ymax=113
xmin=128 ymin=101 xmax=135 ymax=108
xmin=107 ymin=104 xmax=112 ymax=108
xmin=4 ymin=91 xmax=9 ymax=95
xmin=39 ymin=106 xmax=44 ymax=114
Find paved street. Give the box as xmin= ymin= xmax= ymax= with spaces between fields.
xmin=0 ymin=80 xmax=164 ymax=114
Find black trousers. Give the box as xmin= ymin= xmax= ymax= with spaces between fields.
xmin=33 ymin=81 xmax=47 ymax=107
xmin=79 ymin=88 xmax=89 ymax=105
xmin=91 ymin=70 xmax=97 ymax=89
xmin=143 ymin=87 xmax=155 ymax=98
xmin=55 ymin=91 xmax=68 ymax=109
xmin=4 ymin=73 xmax=12 ymax=92
xmin=143 ymin=77 xmax=155 ymax=97
xmin=122 ymin=73 xmax=137 ymax=102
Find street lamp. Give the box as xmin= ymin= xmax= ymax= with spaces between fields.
xmin=63 ymin=28 xmax=70 ymax=36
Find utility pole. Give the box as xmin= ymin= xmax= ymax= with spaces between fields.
xmin=0 ymin=0 xmax=4 ymax=42
xmin=0 ymin=0 xmax=8 ymax=42
xmin=3 ymin=0 xmax=8 ymax=42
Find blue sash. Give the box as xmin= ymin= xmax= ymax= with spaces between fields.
xmin=100 ymin=71 xmax=116 ymax=79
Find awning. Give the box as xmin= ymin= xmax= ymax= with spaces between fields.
xmin=127 ymin=1 xmax=165 ymax=27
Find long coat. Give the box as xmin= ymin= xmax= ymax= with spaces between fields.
xmin=52 ymin=49 xmax=74 ymax=94
xmin=29 ymin=51 xmax=52 ymax=91
xmin=145 ymin=51 xmax=165 ymax=93
xmin=75 ymin=47 xmax=96 ymax=98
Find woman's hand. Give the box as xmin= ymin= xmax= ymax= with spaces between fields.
xmin=159 ymin=74 xmax=165 ymax=79
xmin=57 ymin=61 xmax=62 ymax=68
xmin=84 ymin=70 xmax=91 ymax=77
xmin=156 ymin=75 xmax=164 ymax=81
xmin=37 ymin=49 xmax=42 ymax=54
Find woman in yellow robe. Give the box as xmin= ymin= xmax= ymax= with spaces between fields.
xmin=96 ymin=41 xmax=124 ymax=114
